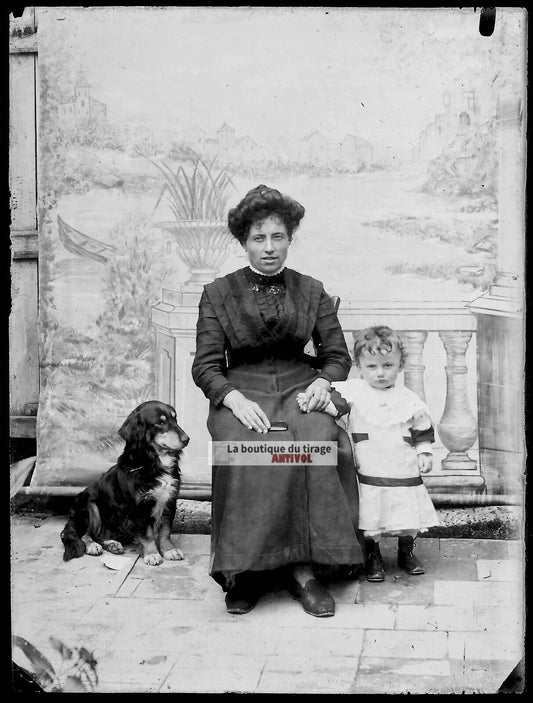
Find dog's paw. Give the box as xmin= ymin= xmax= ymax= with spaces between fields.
xmin=163 ymin=548 xmax=184 ymax=561
xmin=103 ymin=540 xmax=124 ymax=554
xmin=143 ymin=553 xmax=163 ymax=566
xmin=86 ymin=542 xmax=103 ymax=556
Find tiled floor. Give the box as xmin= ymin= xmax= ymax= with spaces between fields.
xmin=10 ymin=513 xmax=524 ymax=694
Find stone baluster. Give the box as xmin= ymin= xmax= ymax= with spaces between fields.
xmin=399 ymin=330 xmax=428 ymax=401
xmin=437 ymin=331 xmax=477 ymax=471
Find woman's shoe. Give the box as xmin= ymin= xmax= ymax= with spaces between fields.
xmin=224 ymin=574 xmax=263 ymax=614
xmin=364 ymin=539 xmax=385 ymax=582
xmin=287 ymin=577 xmax=335 ymax=617
xmin=397 ymin=536 xmax=425 ymax=575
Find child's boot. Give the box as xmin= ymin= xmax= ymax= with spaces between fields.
xmin=364 ymin=538 xmax=385 ymax=582
xmin=397 ymin=535 xmax=425 ymax=575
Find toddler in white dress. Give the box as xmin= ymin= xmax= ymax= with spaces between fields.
xmin=298 ymin=325 xmax=439 ymax=581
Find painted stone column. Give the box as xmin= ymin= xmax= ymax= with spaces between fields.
xmin=399 ymin=330 xmax=428 ymax=402
xmin=437 ymin=331 xmax=478 ymax=472
xmin=467 ymin=93 xmax=526 ymax=498
xmin=152 ymin=284 xmax=212 ymax=493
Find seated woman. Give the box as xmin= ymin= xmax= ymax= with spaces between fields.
xmin=192 ymin=184 xmax=362 ymax=618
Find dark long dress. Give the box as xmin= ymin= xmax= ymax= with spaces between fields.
xmin=192 ymin=266 xmax=361 ymax=589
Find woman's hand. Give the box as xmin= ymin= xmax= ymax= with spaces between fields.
xmin=223 ymin=390 xmax=270 ymax=433
xmin=302 ymin=378 xmax=331 ymax=413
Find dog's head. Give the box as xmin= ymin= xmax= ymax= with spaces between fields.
xmin=118 ymin=401 xmax=189 ymax=457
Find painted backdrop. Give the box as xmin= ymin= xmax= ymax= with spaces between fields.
xmin=34 ymin=7 xmax=525 ymax=487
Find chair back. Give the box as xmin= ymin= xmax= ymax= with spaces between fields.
xmin=303 ymin=294 xmax=341 ymax=366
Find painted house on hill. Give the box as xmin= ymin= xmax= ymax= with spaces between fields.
xmin=57 ymin=72 xmax=107 ymax=125
xmin=200 ymin=122 xmax=269 ymax=163
xmin=215 ymin=122 xmax=236 ymax=153
xmin=413 ymin=88 xmax=495 ymax=163
xmin=234 ymin=135 xmax=268 ymax=163
xmin=202 ymin=122 xmax=236 ymax=158
xmin=296 ymin=131 xmax=331 ymax=163
xmin=182 ymin=126 xmax=208 ymax=152
xmin=338 ymin=134 xmax=373 ymax=168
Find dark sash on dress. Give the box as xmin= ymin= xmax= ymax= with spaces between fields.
xmin=357 ymin=474 xmax=424 ymax=487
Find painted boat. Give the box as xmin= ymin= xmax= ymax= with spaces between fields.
xmin=57 ymin=215 xmax=119 ymax=263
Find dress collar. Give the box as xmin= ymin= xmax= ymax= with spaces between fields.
xmin=348 ymin=378 xmax=429 ymax=427
xmin=247 ymin=264 xmax=285 ymax=277
xmin=244 ymin=266 xmax=286 ymax=288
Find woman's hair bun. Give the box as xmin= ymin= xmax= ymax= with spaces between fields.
xmin=228 ymin=185 xmax=305 ymax=244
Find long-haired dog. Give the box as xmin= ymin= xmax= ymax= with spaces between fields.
xmin=61 ymin=401 xmax=189 ymax=566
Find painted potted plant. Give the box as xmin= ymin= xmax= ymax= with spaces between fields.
xmin=149 ymin=148 xmax=237 ymax=285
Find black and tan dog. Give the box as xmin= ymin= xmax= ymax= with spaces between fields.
xmin=61 ymin=401 xmax=189 ymax=566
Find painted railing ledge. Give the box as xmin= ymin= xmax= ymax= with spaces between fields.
xmin=467 ymin=280 xmax=524 ymax=318
xmin=336 ymin=299 xmax=476 ymax=331
xmin=151 ymin=294 xmax=480 ymax=330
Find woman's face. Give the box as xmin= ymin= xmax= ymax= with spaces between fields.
xmin=243 ymin=215 xmax=291 ymax=274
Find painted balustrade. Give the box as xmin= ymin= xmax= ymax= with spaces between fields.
xmin=152 ymin=295 xmax=488 ymax=498
xmin=336 ymin=301 xmax=484 ymax=496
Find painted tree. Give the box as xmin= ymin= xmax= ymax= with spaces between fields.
xmin=89 ymin=212 xmax=173 ymax=404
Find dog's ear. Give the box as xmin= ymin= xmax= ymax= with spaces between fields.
xmin=118 ymin=410 xmax=147 ymax=449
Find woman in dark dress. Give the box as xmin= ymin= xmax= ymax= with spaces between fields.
xmin=192 ymin=184 xmax=362 ymax=618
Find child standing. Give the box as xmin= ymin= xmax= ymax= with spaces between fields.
xmin=299 ymin=325 xmax=439 ymax=581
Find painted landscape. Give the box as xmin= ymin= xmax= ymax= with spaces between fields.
xmin=34 ymin=7 xmax=524 ymax=485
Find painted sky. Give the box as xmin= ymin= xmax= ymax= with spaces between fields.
xmin=39 ymin=6 xmax=525 ymax=159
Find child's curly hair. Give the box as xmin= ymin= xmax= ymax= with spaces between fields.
xmin=353 ymin=326 xmax=405 ymax=366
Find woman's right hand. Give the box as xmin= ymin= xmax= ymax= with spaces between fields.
xmin=223 ymin=390 xmax=270 ymax=433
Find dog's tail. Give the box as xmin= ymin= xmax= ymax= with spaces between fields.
xmin=60 ymin=495 xmax=101 ymax=561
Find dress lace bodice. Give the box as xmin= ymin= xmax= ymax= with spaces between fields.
xmin=243 ymin=266 xmax=286 ymax=329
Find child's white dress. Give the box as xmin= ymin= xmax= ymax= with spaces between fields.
xmin=332 ymin=379 xmax=439 ymax=537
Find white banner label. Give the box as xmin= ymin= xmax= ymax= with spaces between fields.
xmin=210 ymin=441 xmax=338 ymax=466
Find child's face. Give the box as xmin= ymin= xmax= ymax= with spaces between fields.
xmin=357 ymin=348 xmax=402 ymax=389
